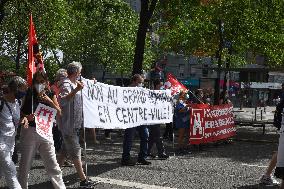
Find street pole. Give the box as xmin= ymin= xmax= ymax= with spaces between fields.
xmin=222 ymin=43 xmax=232 ymax=99
xmin=214 ymin=20 xmax=224 ymax=105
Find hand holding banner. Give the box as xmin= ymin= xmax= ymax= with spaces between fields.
xmin=82 ymin=79 xmax=173 ymax=129
xmin=165 ymin=73 xmax=188 ymax=95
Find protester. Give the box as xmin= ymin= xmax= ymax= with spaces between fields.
xmin=193 ymin=89 xmax=204 ymax=104
xmin=260 ymin=152 xmax=279 ymax=185
xmin=56 ymin=62 xmax=96 ymax=188
xmin=220 ymin=91 xmax=231 ymax=105
xmin=175 ymin=90 xmax=190 ymax=154
xmin=121 ymin=74 xmax=151 ymax=166
xmin=18 ymin=71 xmax=65 ymax=189
xmin=0 ymin=76 xmax=28 ymax=189
xmin=259 ymin=83 xmax=284 ymax=186
xmin=50 ymin=69 xmax=68 ymax=97
xmin=274 ymin=121 xmax=284 ymax=188
xmin=147 ymin=79 xmax=169 ymax=159
xmin=50 ymin=69 xmax=68 ymax=152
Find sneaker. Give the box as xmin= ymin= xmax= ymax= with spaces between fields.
xmin=260 ymin=175 xmax=280 ymax=185
xmin=121 ymin=159 xmax=136 ymax=166
xmin=80 ymin=179 xmax=97 ymax=189
xmin=137 ymin=159 xmax=151 ymax=165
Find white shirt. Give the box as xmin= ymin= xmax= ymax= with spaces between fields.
xmin=0 ymin=99 xmax=20 ymax=150
xmin=59 ymin=78 xmax=83 ymax=135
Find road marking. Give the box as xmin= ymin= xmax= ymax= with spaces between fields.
xmin=241 ymin=163 xmax=267 ymax=168
xmin=90 ymin=176 xmax=177 ymax=189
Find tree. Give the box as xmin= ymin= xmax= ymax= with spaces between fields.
xmin=156 ymin=0 xmax=284 ymax=66
xmin=1 ymin=0 xmax=153 ymax=80
xmin=132 ymin=0 xmax=158 ymax=75
xmin=0 ymin=0 xmax=71 ymax=76
xmin=60 ymin=0 xmax=154 ymax=79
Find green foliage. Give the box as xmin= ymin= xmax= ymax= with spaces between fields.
xmin=156 ymin=0 xmax=284 ymax=66
xmin=1 ymin=0 xmax=153 ymax=79
xmin=60 ymin=0 xmax=154 ymax=77
xmin=43 ymin=57 xmax=60 ymax=83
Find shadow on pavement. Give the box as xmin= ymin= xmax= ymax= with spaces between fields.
xmin=190 ymin=141 xmax=278 ymax=164
xmin=29 ymin=181 xmax=54 ymax=189
xmin=87 ymin=162 xmax=121 ymax=176
xmin=235 ymin=183 xmax=279 ymax=189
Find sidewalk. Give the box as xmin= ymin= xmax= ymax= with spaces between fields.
xmin=233 ymin=106 xmax=275 ymax=121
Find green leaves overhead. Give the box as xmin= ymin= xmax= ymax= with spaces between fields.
xmin=0 ymin=0 xmax=154 ymax=78
xmin=156 ymin=0 xmax=284 ymax=66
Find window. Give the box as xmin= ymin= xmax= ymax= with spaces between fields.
xmin=179 ymin=64 xmax=184 ymax=77
xmin=202 ymin=65 xmax=208 ymax=77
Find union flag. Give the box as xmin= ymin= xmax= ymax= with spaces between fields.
xmin=164 ymin=73 xmax=188 ymax=95
xmin=27 ymin=13 xmax=44 ymax=86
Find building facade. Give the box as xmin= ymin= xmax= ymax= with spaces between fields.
xmin=124 ymin=0 xmax=141 ymax=13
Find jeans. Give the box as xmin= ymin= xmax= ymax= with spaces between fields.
xmin=122 ymin=125 xmax=149 ymax=161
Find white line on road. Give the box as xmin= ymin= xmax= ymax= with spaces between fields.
xmin=241 ymin=163 xmax=267 ymax=168
xmin=90 ymin=176 xmax=177 ymax=189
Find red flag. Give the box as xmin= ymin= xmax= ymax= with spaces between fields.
xmin=164 ymin=73 xmax=188 ymax=95
xmin=27 ymin=13 xmax=44 ymax=86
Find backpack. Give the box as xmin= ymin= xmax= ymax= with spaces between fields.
xmin=274 ymin=100 xmax=284 ymax=130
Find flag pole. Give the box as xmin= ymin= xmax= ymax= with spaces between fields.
xmin=188 ymin=90 xmax=204 ymax=104
xmin=80 ymin=76 xmax=88 ymax=176
xmin=29 ymin=13 xmax=34 ymax=114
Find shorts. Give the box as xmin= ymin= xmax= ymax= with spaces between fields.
xmin=60 ymin=129 xmax=81 ymax=160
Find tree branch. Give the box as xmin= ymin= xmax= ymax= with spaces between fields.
xmin=52 ymin=50 xmax=61 ymax=65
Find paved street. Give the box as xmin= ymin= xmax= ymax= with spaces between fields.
xmin=0 ymin=125 xmax=281 ymax=189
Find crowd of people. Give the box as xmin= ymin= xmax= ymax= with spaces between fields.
xmin=4 ymin=61 xmax=284 ymax=189
xmin=1 ymin=61 xmax=214 ymax=188
xmin=0 ymin=62 xmax=95 ymax=189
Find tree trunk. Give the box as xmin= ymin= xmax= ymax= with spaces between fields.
xmin=102 ymin=64 xmax=107 ymax=82
xmin=132 ymin=0 xmax=158 ymax=75
xmin=0 ymin=0 xmax=8 ymax=25
xmin=213 ymin=20 xmax=224 ymax=105
xmin=15 ymin=34 xmax=24 ymax=73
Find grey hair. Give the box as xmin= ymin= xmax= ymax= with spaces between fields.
xmin=55 ymin=68 xmax=67 ymax=81
xmin=67 ymin=61 xmax=82 ymax=76
xmin=8 ymin=76 xmax=27 ymax=93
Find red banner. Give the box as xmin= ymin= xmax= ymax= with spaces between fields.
xmin=189 ymin=104 xmax=235 ymax=144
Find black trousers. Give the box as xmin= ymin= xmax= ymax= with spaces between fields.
xmin=148 ymin=124 xmax=165 ymax=156
xmin=163 ymin=122 xmax=173 ymax=139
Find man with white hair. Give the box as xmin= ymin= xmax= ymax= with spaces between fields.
xmin=57 ymin=62 xmax=95 ymax=188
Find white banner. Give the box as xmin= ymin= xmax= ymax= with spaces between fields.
xmin=83 ymin=79 xmax=173 ymax=129
xmin=35 ymin=103 xmax=57 ymax=142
